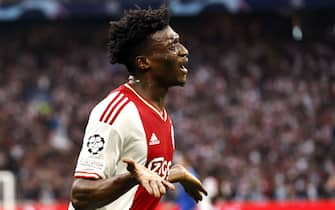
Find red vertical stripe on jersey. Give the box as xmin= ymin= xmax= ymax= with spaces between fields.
xmin=108 ymin=100 xmax=130 ymax=125
xmin=99 ymin=92 xmax=122 ymax=122
xmin=103 ymin=96 xmax=127 ymax=123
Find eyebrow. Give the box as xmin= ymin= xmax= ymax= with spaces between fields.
xmin=167 ymin=34 xmax=180 ymax=44
xmin=150 ymin=32 xmax=180 ymax=48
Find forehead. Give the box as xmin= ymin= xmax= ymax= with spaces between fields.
xmin=150 ymin=26 xmax=179 ymax=43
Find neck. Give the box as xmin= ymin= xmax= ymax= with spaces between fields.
xmin=129 ymin=76 xmax=168 ymax=111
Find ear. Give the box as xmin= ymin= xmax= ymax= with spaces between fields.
xmin=135 ymin=56 xmax=150 ymax=70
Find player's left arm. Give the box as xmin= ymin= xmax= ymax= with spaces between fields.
xmin=168 ymin=164 xmax=208 ymax=202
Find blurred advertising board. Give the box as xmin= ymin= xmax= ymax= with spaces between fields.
xmin=1 ymin=0 xmax=335 ymax=21
xmin=0 ymin=202 xmax=179 ymax=210
xmin=216 ymin=200 xmax=335 ymax=210
xmin=1 ymin=200 xmax=335 ymax=210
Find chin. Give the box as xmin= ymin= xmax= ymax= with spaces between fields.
xmin=180 ymin=80 xmax=187 ymax=86
xmin=168 ymin=75 xmax=187 ymax=87
xmin=168 ymin=80 xmax=186 ymax=87
xmin=176 ymin=79 xmax=187 ymax=86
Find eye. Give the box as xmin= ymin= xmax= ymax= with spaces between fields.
xmin=168 ymin=43 xmax=177 ymax=51
xmin=168 ymin=41 xmax=179 ymax=52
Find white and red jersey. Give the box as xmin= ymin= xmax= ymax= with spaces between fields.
xmin=69 ymin=83 xmax=175 ymax=210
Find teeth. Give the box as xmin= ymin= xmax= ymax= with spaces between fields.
xmin=180 ymin=65 xmax=188 ymax=73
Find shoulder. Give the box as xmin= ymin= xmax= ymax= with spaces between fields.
xmin=89 ymin=90 xmax=140 ymax=126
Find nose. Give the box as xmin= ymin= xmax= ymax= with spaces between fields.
xmin=178 ymin=43 xmax=189 ymax=57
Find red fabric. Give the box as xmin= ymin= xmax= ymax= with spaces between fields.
xmin=119 ymin=84 xmax=174 ymax=210
xmin=215 ymin=200 xmax=335 ymax=210
xmin=4 ymin=200 xmax=335 ymax=210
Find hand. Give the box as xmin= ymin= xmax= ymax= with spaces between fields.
xmin=180 ymin=173 xmax=208 ymax=203
xmin=171 ymin=165 xmax=208 ymax=203
xmin=122 ymin=158 xmax=175 ymax=198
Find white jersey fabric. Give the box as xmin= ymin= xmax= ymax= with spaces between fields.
xmin=69 ymin=83 xmax=175 ymax=210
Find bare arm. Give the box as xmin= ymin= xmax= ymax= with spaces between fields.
xmin=71 ymin=158 xmax=175 ymax=210
xmin=71 ymin=173 xmax=138 ymax=210
xmin=168 ymin=164 xmax=187 ymax=183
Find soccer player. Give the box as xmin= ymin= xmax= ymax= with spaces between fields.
xmin=69 ymin=7 xmax=207 ymax=210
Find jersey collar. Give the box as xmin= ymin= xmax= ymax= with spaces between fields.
xmin=124 ymin=83 xmax=167 ymax=121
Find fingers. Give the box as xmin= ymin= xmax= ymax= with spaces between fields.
xmin=150 ymin=180 xmax=163 ymax=197
xmin=162 ymin=179 xmax=175 ymax=191
xmin=187 ymin=189 xmax=202 ymax=203
xmin=149 ymin=179 xmax=174 ymax=197
xmin=194 ymin=185 xmax=207 ymax=202
xmin=122 ymin=158 xmax=135 ymax=172
xmin=157 ymin=180 xmax=167 ymax=195
xmin=194 ymin=191 xmax=203 ymax=202
xmin=187 ymin=176 xmax=208 ymax=196
xmin=142 ymin=180 xmax=153 ymax=195
xmin=143 ymin=180 xmax=169 ymax=198
xmin=182 ymin=181 xmax=207 ymax=203
xmin=121 ymin=157 xmax=134 ymax=164
xmin=193 ymin=191 xmax=204 ymax=203
xmin=193 ymin=180 xmax=208 ymax=196
xmin=121 ymin=157 xmax=175 ymax=197
xmin=200 ymin=184 xmax=208 ymax=196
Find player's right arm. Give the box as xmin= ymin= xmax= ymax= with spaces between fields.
xmin=71 ymin=159 xmax=175 ymax=210
xmin=71 ymin=173 xmax=138 ymax=210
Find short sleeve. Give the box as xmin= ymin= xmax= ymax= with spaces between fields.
xmin=73 ymin=100 xmax=124 ymax=179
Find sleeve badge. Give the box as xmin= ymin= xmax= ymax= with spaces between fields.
xmin=87 ymin=134 xmax=105 ymax=155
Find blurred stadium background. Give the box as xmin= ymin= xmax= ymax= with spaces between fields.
xmin=1 ymin=0 xmax=335 ymax=210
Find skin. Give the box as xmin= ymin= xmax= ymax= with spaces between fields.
xmin=70 ymin=25 xmax=207 ymax=210
xmin=132 ymin=25 xmax=189 ymax=110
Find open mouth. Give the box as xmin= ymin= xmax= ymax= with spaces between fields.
xmin=179 ymin=57 xmax=188 ymax=74
xmin=180 ymin=64 xmax=188 ymax=73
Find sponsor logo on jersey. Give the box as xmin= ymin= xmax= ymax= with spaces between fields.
xmin=87 ymin=134 xmax=105 ymax=155
xmin=149 ymin=133 xmax=160 ymax=146
xmin=147 ymin=157 xmax=172 ymax=179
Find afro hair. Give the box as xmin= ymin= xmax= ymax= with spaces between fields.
xmin=108 ymin=7 xmax=170 ymax=74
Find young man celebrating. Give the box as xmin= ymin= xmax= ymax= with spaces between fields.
xmin=69 ymin=7 xmax=207 ymax=210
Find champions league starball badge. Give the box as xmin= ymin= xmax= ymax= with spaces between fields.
xmin=87 ymin=134 xmax=105 ymax=155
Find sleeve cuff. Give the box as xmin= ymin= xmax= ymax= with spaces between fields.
xmin=74 ymin=171 xmax=102 ymax=179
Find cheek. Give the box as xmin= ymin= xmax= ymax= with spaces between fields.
xmin=163 ymin=58 xmax=178 ymax=70
xmin=161 ymin=55 xmax=179 ymax=70
xmin=151 ymin=54 xmax=179 ymax=76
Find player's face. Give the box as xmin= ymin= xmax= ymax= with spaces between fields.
xmin=147 ymin=26 xmax=189 ymax=87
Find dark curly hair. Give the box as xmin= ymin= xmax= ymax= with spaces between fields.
xmin=108 ymin=7 xmax=170 ymax=74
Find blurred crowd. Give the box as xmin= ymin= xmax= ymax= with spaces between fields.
xmin=0 ymin=14 xmax=335 ymax=206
